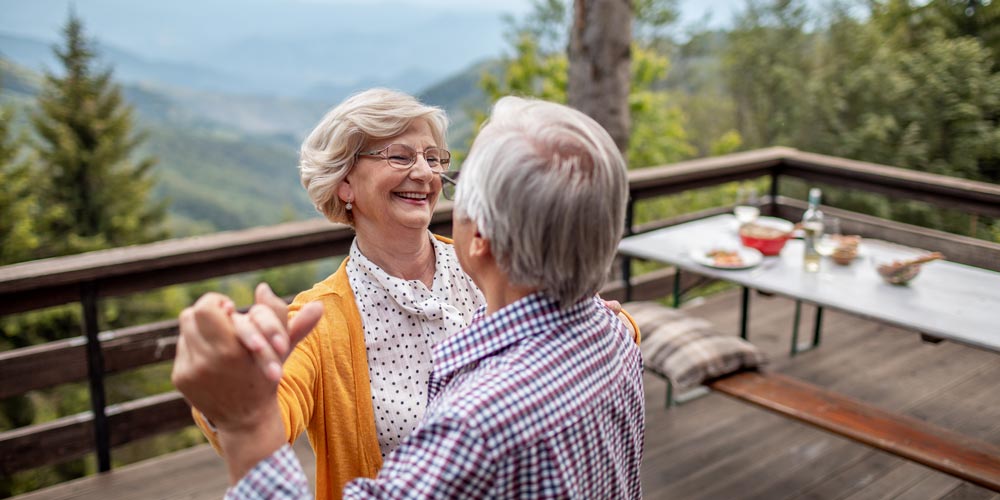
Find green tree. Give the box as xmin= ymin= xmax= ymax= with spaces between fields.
xmin=30 ymin=13 xmax=166 ymax=257
xmin=1 ymin=15 xmax=177 ymax=495
xmin=722 ymin=0 xmax=999 ymax=237
xmin=479 ymin=0 xmax=694 ymax=168
xmin=871 ymin=0 xmax=1000 ymax=65
xmin=723 ymin=0 xmax=812 ymax=149
xmin=0 ymin=103 xmax=40 ymax=265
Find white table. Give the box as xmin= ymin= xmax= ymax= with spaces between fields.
xmin=618 ymin=214 xmax=1000 ymax=353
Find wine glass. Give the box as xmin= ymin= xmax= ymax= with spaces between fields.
xmin=734 ymin=184 xmax=760 ymax=226
xmin=816 ymin=217 xmax=840 ymax=256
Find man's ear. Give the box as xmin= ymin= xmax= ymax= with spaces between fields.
xmin=470 ymin=230 xmax=491 ymax=260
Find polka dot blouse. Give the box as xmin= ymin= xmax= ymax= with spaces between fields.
xmin=346 ymin=233 xmax=485 ymax=459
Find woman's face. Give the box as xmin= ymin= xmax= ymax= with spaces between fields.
xmin=338 ymin=119 xmax=442 ymax=237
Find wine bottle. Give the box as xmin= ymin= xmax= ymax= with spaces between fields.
xmin=802 ymin=188 xmax=824 ymax=273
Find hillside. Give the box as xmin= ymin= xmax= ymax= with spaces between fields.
xmin=1 ymin=53 xmax=499 ymax=233
xmin=418 ymin=59 xmax=500 ymax=153
xmin=0 ymin=57 xmax=316 ymax=233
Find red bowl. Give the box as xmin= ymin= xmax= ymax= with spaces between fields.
xmin=738 ymin=217 xmax=794 ymax=256
xmin=739 ymin=233 xmax=790 ymax=256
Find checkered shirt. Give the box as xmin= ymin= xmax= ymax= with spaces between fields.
xmin=347 ymin=293 xmax=644 ymax=499
xmin=227 ymin=294 xmax=644 ymax=499
xmin=225 ymin=443 xmax=309 ymax=500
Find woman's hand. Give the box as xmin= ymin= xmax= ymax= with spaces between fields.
xmin=235 ymin=283 xmax=323 ymax=382
xmin=599 ymin=294 xmax=623 ymax=315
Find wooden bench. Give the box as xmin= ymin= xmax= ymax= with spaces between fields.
xmin=707 ymin=371 xmax=1000 ymax=492
xmin=627 ymin=300 xmax=1000 ymax=492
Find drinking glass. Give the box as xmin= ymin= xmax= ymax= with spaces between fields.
xmin=734 ymin=185 xmax=760 ymax=225
xmin=816 ymin=217 xmax=840 ymax=256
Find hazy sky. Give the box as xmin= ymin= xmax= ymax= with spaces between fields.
xmin=0 ymin=0 xmax=758 ymax=96
xmin=0 ymin=0 xmax=751 ymax=44
xmin=297 ymin=0 xmax=750 ymax=26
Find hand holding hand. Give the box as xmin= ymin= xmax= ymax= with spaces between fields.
xmin=170 ymin=287 xmax=323 ymax=484
xmin=171 ymin=292 xmax=279 ymax=433
xmin=235 ymin=283 xmax=323 ymax=382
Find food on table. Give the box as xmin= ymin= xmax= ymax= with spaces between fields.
xmin=831 ymin=235 xmax=861 ymax=265
xmin=739 ymin=223 xmax=787 ymax=240
xmin=738 ymin=219 xmax=796 ymax=256
xmin=707 ymin=249 xmax=744 ymax=267
xmin=875 ymin=252 xmax=944 ymax=285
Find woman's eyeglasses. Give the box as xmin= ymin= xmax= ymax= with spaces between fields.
xmin=439 ymin=170 xmax=460 ymax=201
xmin=358 ymin=144 xmax=451 ymax=172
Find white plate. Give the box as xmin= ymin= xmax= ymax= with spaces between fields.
xmin=690 ymin=247 xmax=764 ymax=270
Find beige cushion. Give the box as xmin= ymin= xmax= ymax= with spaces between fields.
xmin=625 ymin=301 xmax=767 ymax=391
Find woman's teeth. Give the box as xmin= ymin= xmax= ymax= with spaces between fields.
xmin=396 ymin=193 xmax=427 ymax=200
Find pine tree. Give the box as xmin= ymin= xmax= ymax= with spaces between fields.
xmin=0 ymin=102 xmax=40 ymax=265
xmin=30 ymin=13 xmax=166 ymax=257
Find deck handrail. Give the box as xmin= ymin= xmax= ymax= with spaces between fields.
xmin=2 ymin=147 xmax=998 ymax=478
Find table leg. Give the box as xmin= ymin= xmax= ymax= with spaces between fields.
xmin=740 ymin=286 xmax=750 ymax=340
xmin=791 ymin=300 xmax=803 ymax=356
xmin=812 ymin=306 xmax=824 ymax=347
xmin=672 ymin=268 xmax=681 ymax=308
xmin=622 ymin=256 xmax=633 ymax=303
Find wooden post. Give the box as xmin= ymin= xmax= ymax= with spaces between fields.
xmin=81 ymin=282 xmax=111 ymax=472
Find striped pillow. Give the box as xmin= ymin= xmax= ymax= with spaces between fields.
xmin=624 ymin=301 xmax=767 ymax=391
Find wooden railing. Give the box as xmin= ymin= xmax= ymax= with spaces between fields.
xmin=2 ymin=147 xmax=998 ymax=479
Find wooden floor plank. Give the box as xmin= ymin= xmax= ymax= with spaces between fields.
xmin=841 ymin=462 xmax=943 ymax=500
xmin=939 ymin=482 xmax=1000 ymax=500
xmin=894 ymin=473 xmax=967 ymax=500
xmin=13 ymin=437 xmax=316 ymax=500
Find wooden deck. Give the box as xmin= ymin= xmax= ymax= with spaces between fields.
xmin=13 ymin=289 xmax=1000 ymax=499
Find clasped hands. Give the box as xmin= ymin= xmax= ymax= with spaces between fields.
xmin=171 ymin=284 xmax=323 ymax=482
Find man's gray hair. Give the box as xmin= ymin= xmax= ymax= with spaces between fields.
xmin=454 ymin=96 xmax=629 ymax=307
xmin=299 ymin=88 xmax=448 ymax=224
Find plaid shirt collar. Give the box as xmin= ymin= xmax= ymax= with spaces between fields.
xmin=429 ymin=293 xmax=591 ymax=399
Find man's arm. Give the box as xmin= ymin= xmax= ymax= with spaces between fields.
xmin=224 ymin=444 xmax=312 ymax=500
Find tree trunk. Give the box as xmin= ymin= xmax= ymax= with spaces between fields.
xmin=568 ymin=0 xmax=633 ymax=153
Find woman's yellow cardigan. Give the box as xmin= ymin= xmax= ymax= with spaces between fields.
xmin=193 ymin=236 xmax=640 ymax=500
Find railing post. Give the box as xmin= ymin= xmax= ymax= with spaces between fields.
xmin=769 ymin=170 xmax=781 ymax=216
xmin=622 ymin=199 xmax=634 ymax=302
xmin=81 ymin=282 xmax=111 ymax=472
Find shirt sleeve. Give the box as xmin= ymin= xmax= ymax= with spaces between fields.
xmin=343 ymin=415 xmax=496 ymax=499
xmin=225 ymin=444 xmax=312 ymax=500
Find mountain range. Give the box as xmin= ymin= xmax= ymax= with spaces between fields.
xmin=0 ymin=32 xmax=492 ymax=234
xmin=0 ymin=0 xmax=516 ymax=99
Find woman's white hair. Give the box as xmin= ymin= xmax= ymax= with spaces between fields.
xmin=455 ymin=96 xmax=629 ymax=307
xmin=299 ymin=88 xmax=448 ymax=224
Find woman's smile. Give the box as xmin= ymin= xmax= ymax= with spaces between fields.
xmin=394 ymin=191 xmax=431 ymax=204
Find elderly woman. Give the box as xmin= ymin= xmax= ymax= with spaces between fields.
xmin=176 ymin=96 xmax=643 ymax=499
xmin=190 ymin=88 xmax=486 ymax=499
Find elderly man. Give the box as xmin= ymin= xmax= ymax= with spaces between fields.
xmin=172 ymin=97 xmax=644 ymax=499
